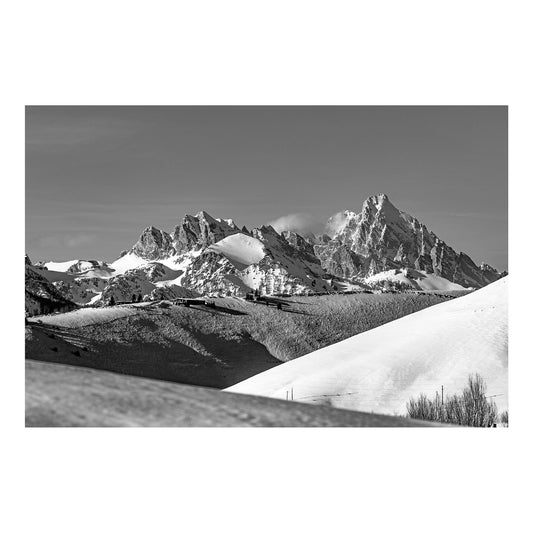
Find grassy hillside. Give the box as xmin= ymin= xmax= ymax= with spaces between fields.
xmin=26 ymin=360 xmax=436 ymax=427
xmin=26 ymin=292 xmax=464 ymax=388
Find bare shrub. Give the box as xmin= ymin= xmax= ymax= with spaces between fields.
xmin=500 ymin=410 xmax=509 ymax=426
xmin=406 ymin=374 xmax=498 ymax=427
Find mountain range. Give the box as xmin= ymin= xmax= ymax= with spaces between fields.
xmin=25 ymin=194 xmax=506 ymax=312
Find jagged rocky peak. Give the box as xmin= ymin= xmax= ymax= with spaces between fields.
xmin=480 ymin=262 xmax=498 ymax=274
xmin=172 ymin=210 xmax=241 ymax=252
xmin=359 ymin=193 xmax=403 ymax=224
xmin=365 ymin=192 xmax=389 ymax=207
xmin=318 ymin=193 xmax=503 ymax=288
xmin=252 ymin=225 xmax=279 ymax=241
xmin=25 ymin=254 xmax=32 ymax=265
xmin=281 ymin=230 xmax=316 ymax=255
xmin=216 ymin=217 xmax=238 ymax=229
xmin=132 ymin=226 xmax=174 ymax=260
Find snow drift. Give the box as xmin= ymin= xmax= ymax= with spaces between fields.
xmin=208 ymin=233 xmax=266 ymax=267
xmin=365 ymin=268 xmax=467 ymax=291
xmin=226 ymin=277 xmax=508 ymax=415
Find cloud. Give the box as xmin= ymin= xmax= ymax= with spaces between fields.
xmin=324 ymin=211 xmax=351 ymax=237
xmin=268 ymin=213 xmax=323 ymax=236
xmin=37 ymin=233 xmax=97 ymax=249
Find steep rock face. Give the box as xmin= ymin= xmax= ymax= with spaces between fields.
xmin=282 ymin=230 xmax=316 ymax=257
xmin=251 ymin=226 xmax=329 ymax=288
xmin=52 ymin=277 xmax=107 ymax=305
xmin=181 ymin=252 xmax=249 ymax=296
xmin=480 ymin=262 xmax=505 ymax=284
xmin=130 ymin=211 xmax=242 ymax=261
xmin=172 ymin=211 xmax=240 ymax=253
xmin=326 ymin=194 xmax=503 ymax=288
xmin=132 ymin=227 xmax=174 ymax=260
xmin=253 ymin=226 xmax=320 ymax=268
xmin=313 ymin=240 xmax=365 ymax=279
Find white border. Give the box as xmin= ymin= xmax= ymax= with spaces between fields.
xmin=3 ymin=2 xmax=531 ymax=532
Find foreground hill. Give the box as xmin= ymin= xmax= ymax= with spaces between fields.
xmin=227 ymin=278 xmax=508 ymax=415
xmin=25 ymin=361 xmax=436 ymax=427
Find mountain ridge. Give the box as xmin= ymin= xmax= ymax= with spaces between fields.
xmin=25 ymin=194 xmax=506 ymax=311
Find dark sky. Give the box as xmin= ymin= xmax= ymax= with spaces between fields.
xmin=26 ymin=106 xmax=508 ymax=270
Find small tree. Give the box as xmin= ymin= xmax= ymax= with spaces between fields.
xmin=109 ymin=295 xmax=116 ymax=306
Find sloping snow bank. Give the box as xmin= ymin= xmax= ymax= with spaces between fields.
xmin=208 ymin=233 xmax=266 ymax=267
xmin=109 ymin=253 xmax=150 ymax=275
xmin=365 ymin=268 xmax=466 ymax=291
xmin=27 ymin=306 xmax=140 ymax=328
xmin=227 ymin=278 xmax=508 ymax=415
xmin=43 ymin=259 xmax=80 ymax=272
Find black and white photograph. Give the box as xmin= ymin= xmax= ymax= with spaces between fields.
xmin=5 ymin=2 xmax=531 ymax=533
xmin=25 ymin=105 xmax=508 ymax=427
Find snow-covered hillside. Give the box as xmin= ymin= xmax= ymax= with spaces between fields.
xmin=226 ymin=277 xmax=508 ymax=415
xmin=27 ymin=306 xmax=142 ymax=327
xmin=365 ymin=268 xmax=467 ymax=291
xmin=43 ymin=259 xmax=110 ymax=274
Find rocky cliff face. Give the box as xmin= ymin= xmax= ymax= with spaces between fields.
xmin=131 ymin=211 xmax=241 ymax=261
xmin=172 ymin=211 xmax=240 ymax=253
xmin=323 ymin=194 xmax=503 ymax=288
xmin=131 ymin=226 xmax=175 ymax=260
xmin=181 ymin=251 xmax=250 ymax=296
xmin=313 ymin=240 xmax=365 ymax=279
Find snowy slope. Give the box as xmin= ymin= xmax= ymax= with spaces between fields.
xmin=208 ymin=233 xmax=265 ymax=267
xmin=365 ymin=268 xmax=467 ymax=291
xmin=43 ymin=259 xmax=80 ymax=272
xmin=109 ymin=252 xmax=151 ymax=274
xmin=227 ymin=278 xmax=508 ymax=415
xmin=27 ymin=306 xmax=141 ymax=327
xmin=43 ymin=259 xmax=110 ymax=275
xmin=109 ymin=251 xmax=199 ymax=277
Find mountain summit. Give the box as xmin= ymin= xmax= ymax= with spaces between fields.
xmin=26 ymin=195 xmax=505 ymax=310
xmin=316 ymin=195 xmax=501 ymax=288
